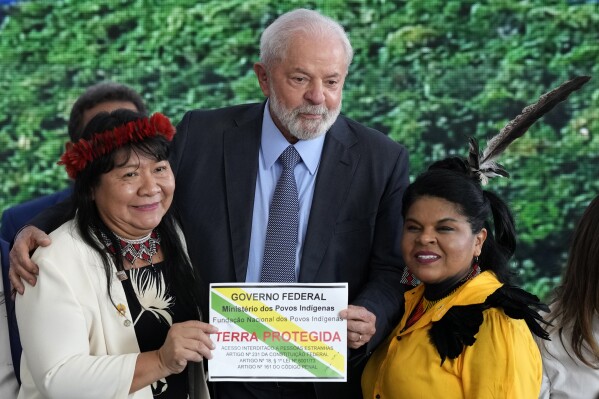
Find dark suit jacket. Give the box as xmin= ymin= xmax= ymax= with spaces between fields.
xmin=1 ymin=238 xmax=20 ymax=384
xmin=1 ymin=188 xmax=73 ymax=243
xmin=172 ymin=103 xmax=410 ymax=399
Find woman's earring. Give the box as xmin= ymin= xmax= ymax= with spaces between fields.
xmin=472 ymin=255 xmax=480 ymax=274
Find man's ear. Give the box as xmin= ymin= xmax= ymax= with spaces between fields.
xmin=253 ymin=63 xmax=270 ymax=97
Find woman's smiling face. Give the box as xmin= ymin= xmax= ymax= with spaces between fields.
xmin=93 ymin=149 xmax=174 ymax=239
xmin=401 ymin=196 xmax=487 ymax=284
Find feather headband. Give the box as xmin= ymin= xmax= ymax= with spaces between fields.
xmin=58 ymin=112 xmax=176 ymax=179
xmin=468 ymin=75 xmax=591 ymax=185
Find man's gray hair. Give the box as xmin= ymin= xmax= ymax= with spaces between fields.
xmin=259 ymin=8 xmax=353 ymax=69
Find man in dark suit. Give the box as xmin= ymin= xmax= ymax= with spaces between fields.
xmin=10 ymin=9 xmax=409 ymax=399
xmin=0 ymin=82 xmax=146 ymax=244
xmin=171 ymin=9 xmax=409 ymax=399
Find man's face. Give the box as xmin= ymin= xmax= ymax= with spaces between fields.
xmin=254 ymin=34 xmax=348 ymax=142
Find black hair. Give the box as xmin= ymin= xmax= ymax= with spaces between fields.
xmin=402 ymin=157 xmax=517 ymax=284
xmin=68 ymin=82 xmax=147 ymax=141
xmin=72 ymin=109 xmax=204 ymax=318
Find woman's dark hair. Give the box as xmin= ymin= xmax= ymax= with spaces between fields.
xmin=547 ymin=194 xmax=599 ymax=368
xmin=402 ymin=157 xmax=517 ymax=284
xmin=72 ymin=109 xmax=204 ymax=318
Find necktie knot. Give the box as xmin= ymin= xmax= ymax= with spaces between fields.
xmin=279 ymin=145 xmax=301 ymax=170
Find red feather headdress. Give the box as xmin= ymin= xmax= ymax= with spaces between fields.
xmin=58 ymin=112 xmax=176 ymax=179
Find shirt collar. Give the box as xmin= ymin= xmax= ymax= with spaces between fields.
xmin=261 ymin=99 xmax=326 ymax=175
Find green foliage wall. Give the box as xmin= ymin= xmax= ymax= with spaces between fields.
xmin=1 ymin=0 xmax=598 ymax=298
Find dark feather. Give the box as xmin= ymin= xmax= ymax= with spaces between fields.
xmin=429 ymin=285 xmax=551 ymax=365
xmin=468 ymin=137 xmax=509 ymax=183
xmin=479 ymin=163 xmax=509 ymax=178
xmin=480 ymin=75 xmax=591 ymax=166
xmin=467 ymin=137 xmax=480 ymax=171
xmin=485 ymin=285 xmax=550 ymax=340
xmin=429 ymin=304 xmax=485 ymax=365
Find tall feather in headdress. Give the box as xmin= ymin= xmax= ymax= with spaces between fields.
xmin=470 ymin=75 xmax=591 ymax=184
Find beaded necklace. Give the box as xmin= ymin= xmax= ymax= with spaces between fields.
xmin=99 ymin=230 xmax=161 ymax=281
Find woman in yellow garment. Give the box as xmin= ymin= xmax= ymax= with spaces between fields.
xmin=362 ymin=156 xmax=549 ymax=398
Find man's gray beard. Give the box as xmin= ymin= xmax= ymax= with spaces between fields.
xmin=269 ymin=88 xmax=341 ymax=141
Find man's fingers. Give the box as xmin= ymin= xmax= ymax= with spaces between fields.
xmin=8 ymin=226 xmax=53 ymax=291
xmin=340 ymin=304 xmax=375 ymax=322
xmin=341 ymin=305 xmax=377 ymax=349
xmin=347 ymin=319 xmax=376 ymax=337
xmin=12 ymin=249 xmax=39 ymax=276
xmin=15 ymin=225 xmax=51 ymax=248
xmin=347 ymin=331 xmax=369 ymax=349
xmin=30 ymin=230 xmax=52 ymax=248
xmin=9 ymin=264 xmax=37 ymax=291
xmin=9 ymin=243 xmax=40 ymax=287
xmin=8 ymin=267 xmax=24 ymax=295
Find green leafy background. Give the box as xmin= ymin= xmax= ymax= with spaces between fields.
xmin=1 ymin=0 xmax=598 ymax=299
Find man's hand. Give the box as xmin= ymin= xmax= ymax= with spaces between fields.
xmin=339 ymin=304 xmax=376 ymax=350
xmin=9 ymin=226 xmax=51 ymax=294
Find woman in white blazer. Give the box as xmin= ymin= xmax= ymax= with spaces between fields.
xmin=16 ymin=110 xmax=215 ymax=398
xmin=538 ymin=194 xmax=599 ymax=398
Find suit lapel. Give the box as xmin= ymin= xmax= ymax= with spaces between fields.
xmin=223 ymin=104 xmax=264 ymax=282
xmin=299 ymin=117 xmax=359 ymax=282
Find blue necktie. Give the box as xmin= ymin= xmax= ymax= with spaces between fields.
xmin=261 ymin=145 xmax=301 ymax=282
